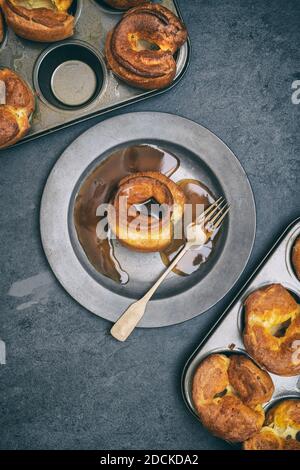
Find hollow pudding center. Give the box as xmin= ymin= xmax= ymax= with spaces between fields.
xmin=128 ymin=33 xmax=162 ymax=52
xmin=107 ymin=171 xmax=186 ymax=252
xmin=114 ymin=175 xmax=173 ymax=230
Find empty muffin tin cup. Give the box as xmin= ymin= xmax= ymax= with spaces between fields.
xmin=33 ymin=40 xmax=107 ymax=111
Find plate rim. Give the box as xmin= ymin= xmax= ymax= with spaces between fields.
xmin=40 ymin=111 xmax=256 ymax=328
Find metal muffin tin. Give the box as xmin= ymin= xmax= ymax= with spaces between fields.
xmin=182 ymin=217 xmax=300 ymax=443
xmin=0 ymin=0 xmax=190 ymax=146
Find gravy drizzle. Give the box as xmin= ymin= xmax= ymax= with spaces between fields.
xmin=74 ymin=145 xmax=217 ymax=284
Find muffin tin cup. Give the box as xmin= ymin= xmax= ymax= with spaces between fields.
xmin=182 ymin=217 xmax=300 ymax=445
xmin=94 ymin=0 xmax=166 ymax=15
xmin=237 ymin=283 xmax=300 ymax=336
xmin=184 ymin=347 xmax=272 ymax=448
xmin=183 ymin=347 xmax=269 ymax=421
xmin=263 ymin=393 xmax=300 ymax=414
xmin=0 ymin=0 xmax=190 ymax=147
xmin=95 ymin=0 xmax=130 ymax=14
xmin=33 ymin=40 xmax=108 ymax=112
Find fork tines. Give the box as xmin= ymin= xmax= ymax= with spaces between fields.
xmin=197 ymin=197 xmax=230 ymax=232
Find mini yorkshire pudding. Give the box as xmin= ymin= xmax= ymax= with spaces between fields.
xmin=192 ymin=353 xmax=274 ymax=442
xmin=2 ymin=0 xmax=75 ymax=42
xmin=0 ymin=67 xmax=35 ymax=149
xmin=103 ymin=0 xmax=147 ymax=10
xmin=105 ymin=3 xmax=187 ymax=89
xmin=108 ymin=171 xmax=186 ymax=252
xmin=292 ymin=237 xmax=300 ymax=280
xmin=244 ymin=399 xmax=300 ymax=450
xmin=243 ymin=283 xmax=300 ymax=376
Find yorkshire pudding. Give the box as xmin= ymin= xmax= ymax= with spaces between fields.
xmin=192 ymin=353 xmax=274 ymax=442
xmin=105 ymin=3 xmax=187 ymax=90
xmin=243 ymin=283 xmax=300 ymax=376
xmin=0 ymin=67 xmax=35 ymax=149
xmin=104 ymin=0 xmax=147 ymax=10
xmin=244 ymin=399 xmax=300 ymax=450
xmin=2 ymin=0 xmax=75 ymax=42
xmin=108 ymin=171 xmax=186 ymax=252
xmin=292 ymin=236 xmax=300 ymax=280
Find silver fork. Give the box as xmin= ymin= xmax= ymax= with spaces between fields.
xmin=110 ymin=197 xmax=230 ymax=342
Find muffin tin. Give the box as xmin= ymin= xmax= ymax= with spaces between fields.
xmin=182 ymin=217 xmax=300 ymax=444
xmin=0 ymin=0 xmax=190 ymax=146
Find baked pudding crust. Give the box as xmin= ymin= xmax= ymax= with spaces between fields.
xmin=244 ymin=399 xmax=300 ymax=450
xmin=0 ymin=105 xmax=29 ymax=148
xmin=243 ymin=283 xmax=300 ymax=376
xmin=0 ymin=67 xmax=35 ymax=114
xmin=2 ymin=0 xmax=75 ymax=42
xmin=192 ymin=353 xmax=274 ymax=442
xmin=105 ymin=3 xmax=187 ymax=90
xmin=0 ymin=67 xmax=35 ymax=149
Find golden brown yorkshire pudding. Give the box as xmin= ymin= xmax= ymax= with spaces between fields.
xmin=2 ymin=0 xmax=74 ymax=42
xmin=192 ymin=354 xmax=274 ymax=442
xmin=243 ymin=284 xmax=300 ymax=376
xmin=104 ymin=0 xmax=147 ymax=10
xmin=108 ymin=171 xmax=186 ymax=252
xmin=0 ymin=67 xmax=35 ymax=149
xmin=292 ymin=237 xmax=300 ymax=280
xmin=244 ymin=399 xmax=300 ymax=450
xmin=105 ymin=3 xmax=187 ymax=90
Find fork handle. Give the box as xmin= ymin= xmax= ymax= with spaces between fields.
xmin=142 ymin=242 xmax=192 ymax=303
xmin=110 ymin=242 xmax=191 ymax=342
xmin=110 ymin=300 xmax=147 ymax=342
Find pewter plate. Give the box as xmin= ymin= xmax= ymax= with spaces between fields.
xmin=0 ymin=0 xmax=190 ymax=147
xmin=40 ymin=112 xmax=256 ymax=327
xmin=182 ymin=217 xmax=300 ymax=440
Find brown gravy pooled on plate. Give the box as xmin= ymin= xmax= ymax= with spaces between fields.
xmin=74 ymin=145 xmax=179 ymax=284
xmin=74 ymin=145 xmax=217 ymax=284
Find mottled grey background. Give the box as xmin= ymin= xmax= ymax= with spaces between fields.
xmin=0 ymin=0 xmax=299 ymax=450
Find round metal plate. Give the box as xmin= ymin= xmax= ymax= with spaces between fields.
xmin=40 ymin=112 xmax=256 ymax=327
xmin=51 ymin=60 xmax=97 ymax=107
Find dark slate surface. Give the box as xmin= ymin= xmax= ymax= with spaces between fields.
xmin=0 ymin=0 xmax=299 ymax=450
